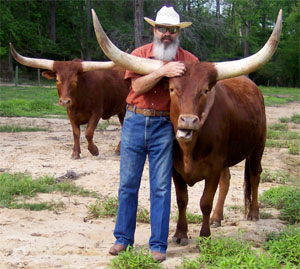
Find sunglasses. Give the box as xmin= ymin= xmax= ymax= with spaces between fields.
xmin=156 ymin=26 xmax=179 ymax=34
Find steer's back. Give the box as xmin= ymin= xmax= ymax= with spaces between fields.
xmin=75 ymin=66 xmax=129 ymax=121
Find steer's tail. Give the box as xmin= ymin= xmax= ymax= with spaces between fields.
xmin=243 ymin=158 xmax=252 ymax=216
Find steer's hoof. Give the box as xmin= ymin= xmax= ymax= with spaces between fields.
xmin=210 ymin=220 xmax=221 ymax=228
xmin=88 ymin=146 xmax=99 ymax=156
xmin=172 ymin=236 xmax=189 ymax=246
xmin=71 ymin=153 xmax=80 ymax=160
xmin=247 ymin=214 xmax=259 ymax=221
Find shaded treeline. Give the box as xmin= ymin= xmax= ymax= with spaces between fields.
xmin=0 ymin=0 xmax=298 ymax=87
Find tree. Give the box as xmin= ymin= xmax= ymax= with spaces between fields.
xmin=134 ymin=0 xmax=144 ymax=48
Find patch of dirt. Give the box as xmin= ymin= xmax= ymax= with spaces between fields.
xmin=0 ymin=102 xmax=299 ymax=268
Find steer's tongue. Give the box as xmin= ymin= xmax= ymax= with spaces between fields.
xmin=176 ymin=129 xmax=193 ymax=140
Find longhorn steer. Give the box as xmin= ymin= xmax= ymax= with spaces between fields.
xmin=170 ymin=69 xmax=266 ymax=243
xmin=91 ymin=9 xmax=282 ymax=242
xmin=10 ymin=44 xmax=129 ymax=159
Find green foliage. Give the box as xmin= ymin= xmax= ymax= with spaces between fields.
xmin=259 ymin=186 xmax=300 ymax=224
xmin=0 ymin=85 xmax=66 ymax=117
xmin=180 ymin=225 xmax=300 ymax=268
xmin=0 ymin=172 xmax=97 ymax=210
xmin=264 ymin=225 xmax=300 ymax=266
xmin=1 ymin=1 xmax=299 ymax=87
xmin=280 ymin=114 xmax=300 ymax=124
xmin=259 ymin=86 xmax=300 ymax=106
xmin=0 ymin=125 xmax=46 ymax=132
xmin=266 ymin=122 xmax=300 ymax=154
xmin=88 ymin=196 xmax=119 ymax=219
xmin=291 ymin=114 xmax=300 ymax=124
xmin=186 ymin=212 xmax=203 ymax=224
xmin=88 ymin=197 xmax=150 ymax=223
xmin=260 ymin=169 xmax=295 ymax=184
xmin=109 ymin=246 xmax=162 ymax=269
xmin=179 ymin=236 xmax=280 ymax=268
xmin=137 ymin=207 xmax=150 ymax=223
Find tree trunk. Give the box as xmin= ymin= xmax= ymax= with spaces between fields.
xmin=49 ymin=0 xmax=56 ymax=42
xmin=243 ymin=20 xmax=250 ymax=57
xmin=215 ymin=0 xmax=221 ymax=48
xmin=134 ymin=0 xmax=144 ymax=48
xmin=86 ymin=0 xmax=91 ymax=60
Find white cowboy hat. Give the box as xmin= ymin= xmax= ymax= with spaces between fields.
xmin=144 ymin=6 xmax=192 ymax=29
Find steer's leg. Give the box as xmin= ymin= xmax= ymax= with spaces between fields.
xmin=200 ymin=174 xmax=220 ymax=237
xmin=86 ymin=114 xmax=101 ymax=156
xmin=68 ymin=115 xmax=81 ymax=159
xmin=210 ymin=167 xmax=231 ymax=228
xmin=172 ymin=168 xmax=189 ymax=246
xmin=245 ymin=153 xmax=263 ymax=221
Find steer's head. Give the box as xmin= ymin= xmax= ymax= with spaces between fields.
xmin=9 ymin=43 xmax=115 ymax=108
xmin=169 ymin=62 xmax=217 ymax=143
xmin=42 ymin=60 xmax=83 ymax=107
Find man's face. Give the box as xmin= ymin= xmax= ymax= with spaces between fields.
xmin=154 ymin=26 xmax=180 ymax=46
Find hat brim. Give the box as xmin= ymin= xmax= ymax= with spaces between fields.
xmin=144 ymin=17 xmax=192 ymax=29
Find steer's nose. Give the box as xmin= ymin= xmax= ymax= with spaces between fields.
xmin=59 ymin=98 xmax=72 ymax=106
xmin=178 ymin=114 xmax=200 ymax=130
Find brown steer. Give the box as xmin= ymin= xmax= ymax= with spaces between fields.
xmin=91 ymin=9 xmax=282 ymax=243
xmin=10 ymin=43 xmax=129 ymax=159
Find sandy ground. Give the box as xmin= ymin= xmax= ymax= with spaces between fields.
xmin=0 ymin=102 xmax=299 ymax=269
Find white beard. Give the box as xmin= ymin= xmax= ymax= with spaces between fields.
xmin=153 ymin=35 xmax=179 ymax=61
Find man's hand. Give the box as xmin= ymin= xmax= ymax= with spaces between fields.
xmin=160 ymin=61 xmax=186 ymax=78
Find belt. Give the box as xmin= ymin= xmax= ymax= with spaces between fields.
xmin=127 ymin=104 xmax=170 ymax=117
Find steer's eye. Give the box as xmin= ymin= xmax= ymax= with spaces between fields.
xmin=169 ymin=88 xmax=174 ymax=93
xmin=204 ymin=89 xmax=209 ymax=94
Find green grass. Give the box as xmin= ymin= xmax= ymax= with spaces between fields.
xmin=179 ymin=236 xmax=280 ymax=268
xmin=88 ymin=197 xmax=150 ymax=223
xmin=260 ymin=86 xmax=300 ymax=106
xmin=137 ymin=207 xmax=150 ymax=223
xmin=259 ymin=186 xmax=300 ymax=224
xmin=0 ymin=85 xmax=66 ymax=117
xmin=0 ymin=125 xmax=47 ymax=132
xmin=266 ymin=123 xmax=300 ymax=154
xmin=88 ymin=196 xmax=119 ymax=219
xmin=179 ymin=224 xmax=300 ymax=269
xmin=109 ymin=246 xmax=162 ymax=269
xmin=0 ymin=172 xmax=98 ymax=210
xmin=186 ymin=212 xmax=203 ymax=224
xmin=264 ymin=225 xmax=300 ymax=267
xmin=291 ymin=114 xmax=300 ymax=124
xmin=280 ymin=114 xmax=300 ymax=124
xmin=260 ymin=169 xmax=295 ymax=184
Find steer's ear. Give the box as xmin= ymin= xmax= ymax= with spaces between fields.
xmin=42 ymin=71 xmax=56 ymax=79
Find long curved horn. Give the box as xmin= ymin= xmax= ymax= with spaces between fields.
xmin=92 ymin=9 xmax=164 ymax=74
xmin=10 ymin=43 xmax=54 ymax=70
xmin=215 ymin=9 xmax=282 ymax=80
xmin=10 ymin=43 xmax=116 ymax=72
xmin=81 ymin=61 xmax=115 ymax=71
xmin=92 ymin=9 xmax=282 ymax=79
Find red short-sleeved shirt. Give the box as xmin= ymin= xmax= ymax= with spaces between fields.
xmin=125 ymin=43 xmax=199 ymax=111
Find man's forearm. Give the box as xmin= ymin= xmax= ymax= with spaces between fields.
xmin=132 ymin=69 xmax=164 ymax=95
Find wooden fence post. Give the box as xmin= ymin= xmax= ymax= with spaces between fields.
xmin=38 ymin=69 xmax=41 ymax=86
xmin=15 ymin=66 xmax=18 ymax=86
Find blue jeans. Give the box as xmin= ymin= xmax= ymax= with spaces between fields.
xmin=113 ymin=109 xmax=174 ymax=253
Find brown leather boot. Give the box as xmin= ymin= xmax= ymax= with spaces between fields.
xmin=151 ymin=251 xmax=166 ymax=262
xmin=109 ymin=244 xmax=126 ymax=255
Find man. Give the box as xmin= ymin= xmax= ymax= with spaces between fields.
xmin=109 ymin=6 xmax=199 ymax=262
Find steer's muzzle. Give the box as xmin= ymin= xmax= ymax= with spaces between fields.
xmin=176 ymin=114 xmax=200 ymax=142
xmin=178 ymin=114 xmax=200 ymax=130
xmin=59 ymin=98 xmax=72 ymax=107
